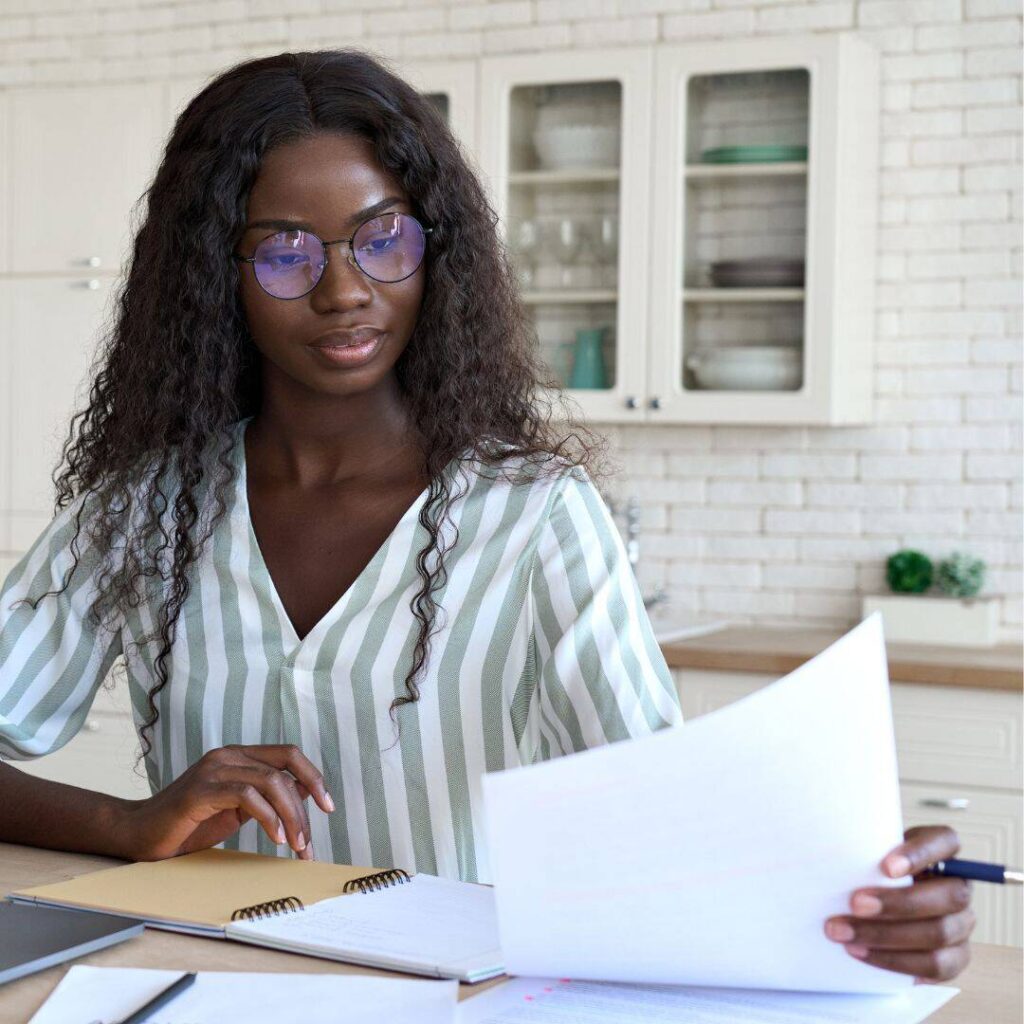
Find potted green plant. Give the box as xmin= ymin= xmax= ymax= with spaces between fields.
xmin=862 ymin=548 xmax=1000 ymax=646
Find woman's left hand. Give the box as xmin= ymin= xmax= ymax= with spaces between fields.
xmin=824 ymin=825 xmax=976 ymax=983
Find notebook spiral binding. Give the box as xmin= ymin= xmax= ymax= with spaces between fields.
xmin=230 ymin=895 xmax=305 ymax=922
xmin=343 ymin=868 xmax=412 ymax=894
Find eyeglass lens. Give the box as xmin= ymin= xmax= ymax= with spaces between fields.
xmin=252 ymin=212 xmax=427 ymax=297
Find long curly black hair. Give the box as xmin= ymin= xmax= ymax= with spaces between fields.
xmin=15 ymin=48 xmax=611 ymax=768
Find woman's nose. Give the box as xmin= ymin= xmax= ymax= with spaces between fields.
xmin=312 ymin=240 xmax=372 ymax=308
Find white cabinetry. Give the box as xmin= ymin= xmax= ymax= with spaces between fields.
xmin=478 ymin=34 xmax=878 ymax=425
xmin=0 ymin=278 xmax=123 ymax=549
xmin=8 ymin=84 xmax=166 ymax=275
xmin=479 ymin=47 xmax=654 ymax=423
xmin=674 ymin=668 xmax=1024 ymax=947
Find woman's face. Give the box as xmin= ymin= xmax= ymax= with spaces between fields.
xmin=235 ymin=132 xmax=427 ymax=399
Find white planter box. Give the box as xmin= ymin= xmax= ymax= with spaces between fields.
xmin=862 ymin=594 xmax=1001 ymax=647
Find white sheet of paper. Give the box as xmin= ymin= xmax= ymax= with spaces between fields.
xmin=28 ymin=965 xmax=457 ymax=1024
xmin=457 ymin=977 xmax=959 ymax=1024
xmin=483 ymin=613 xmax=914 ymax=993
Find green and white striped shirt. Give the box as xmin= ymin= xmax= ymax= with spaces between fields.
xmin=0 ymin=416 xmax=683 ymax=882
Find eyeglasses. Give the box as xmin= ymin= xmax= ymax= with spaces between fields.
xmin=232 ymin=212 xmax=434 ymax=299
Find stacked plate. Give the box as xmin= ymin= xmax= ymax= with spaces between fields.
xmin=701 ymin=144 xmax=807 ymax=164
xmin=709 ymin=259 xmax=805 ymax=288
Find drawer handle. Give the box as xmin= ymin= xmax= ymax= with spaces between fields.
xmin=918 ymin=797 xmax=970 ymax=810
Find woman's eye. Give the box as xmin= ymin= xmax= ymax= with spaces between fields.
xmin=362 ymin=236 xmax=396 ymax=254
xmin=267 ymin=252 xmax=307 ymax=267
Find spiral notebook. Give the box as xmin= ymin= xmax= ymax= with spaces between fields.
xmin=225 ymin=869 xmax=503 ymax=982
xmin=9 ymin=850 xmax=503 ymax=983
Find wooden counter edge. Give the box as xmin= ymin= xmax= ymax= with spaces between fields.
xmin=660 ymin=630 xmax=1023 ymax=692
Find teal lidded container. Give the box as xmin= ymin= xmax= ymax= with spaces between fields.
xmin=568 ymin=327 xmax=608 ymax=389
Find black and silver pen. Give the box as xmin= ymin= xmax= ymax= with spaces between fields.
xmin=116 ymin=971 xmax=197 ymax=1024
xmin=927 ymin=858 xmax=1023 ymax=885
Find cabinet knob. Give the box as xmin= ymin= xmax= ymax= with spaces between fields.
xmin=85 ymin=718 xmax=101 ymax=732
xmin=86 ymin=256 xmax=102 ymax=267
xmin=71 ymin=279 xmax=102 ymax=290
xmin=918 ymin=797 xmax=970 ymax=810
xmin=649 ymin=396 xmax=662 ymax=410
xmin=625 ymin=395 xmax=638 ymax=410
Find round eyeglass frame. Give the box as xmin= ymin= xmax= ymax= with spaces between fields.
xmin=232 ymin=212 xmax=435 ymax=299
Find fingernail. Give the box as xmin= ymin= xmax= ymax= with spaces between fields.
xmin=852 ymin=894 xmax=883 ymax=917
xmin=275 ymin=825 xmax=285 ymax=844
xmin=886 ymin=854 xmax=912 ymax=877
xmin=295 ymin=831 xmax=306 ymax=851
xmin=846 ymin=944 xmax=869 ymax=959
xmin=324 ymin=792 xmax=336 ymax=813
xmin=826 ymin=921 xmax=855 ymax=942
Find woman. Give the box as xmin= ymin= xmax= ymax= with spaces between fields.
xmin=0 ymin=49 xmax=973 ymax=983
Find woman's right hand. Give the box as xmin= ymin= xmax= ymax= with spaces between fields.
xmin=117 ymin=744 xmax=335 ymax=861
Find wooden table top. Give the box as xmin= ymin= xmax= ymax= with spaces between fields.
xmin=1 ymin=842 xmax=1020 ymax=1023
xmin=660 ymin=625 xmax=1023 ymax=692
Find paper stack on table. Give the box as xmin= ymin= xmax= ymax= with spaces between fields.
xmin=455 ymin=977 xmax=958 ymax=1024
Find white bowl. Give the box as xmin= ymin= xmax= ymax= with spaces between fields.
xmin=686 ymin=347 xmax=802 ymax=390
xmin=533 ymin=124 xmax=620 ymax=169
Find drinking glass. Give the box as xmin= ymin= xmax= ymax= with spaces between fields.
xmin=594 ymin=214 xmax=619 ymax=288
xmin=551 ymin=216 xmax=583 ymax=289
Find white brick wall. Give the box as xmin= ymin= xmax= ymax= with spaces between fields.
xmin=0 ymin=0 xmax=1019 ymax=640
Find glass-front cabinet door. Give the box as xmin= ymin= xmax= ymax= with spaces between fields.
xmin=648 ymin=34 xmax=879 ymax=424
xmin=479 ymin=48 xmax=653 ymax=424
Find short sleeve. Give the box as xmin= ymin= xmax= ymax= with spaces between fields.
xmin=527 ymin=467 xmax=684 ymax=762
xmin=0 ymin=491 xmax=124 ymax=760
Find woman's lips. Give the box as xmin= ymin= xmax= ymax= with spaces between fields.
xmin=308 ymin=331 xmax=385 ymax=368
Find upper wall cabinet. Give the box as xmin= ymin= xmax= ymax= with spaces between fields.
xmin=649 ymin=34 xmax=879 ymax=425
xmin=8 ymin=84 xmax=167 ymax=275
xmin=478 ymin=47 xmax=654 ymax=425
xmin=480 ymin=35 xmax=879 ymax=425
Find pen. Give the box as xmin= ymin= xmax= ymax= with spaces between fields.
xmin=927 ymin=858 xmax=1023 ymax=885
xmin=115 ymin=971 xmax=197 ymax=1024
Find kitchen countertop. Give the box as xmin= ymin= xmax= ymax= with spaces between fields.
xmin=659 ymin=626 xmax=1022 ymax=692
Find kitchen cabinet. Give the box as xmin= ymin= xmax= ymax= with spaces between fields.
xmin=0 ymin=278 xmax=120 ymax=548
xmin=7 ymin=83 xmax=166 ymax=275
xmin=478 ymin=34 xmax=878 ymax=424
xmin=673 ymin=666 xmax=1023 ymax=947
xmin=479 ymin=46 xmax=654 ymax=424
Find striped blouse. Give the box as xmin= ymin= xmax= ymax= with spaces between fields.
xmin=0 ymin=415 xmax=683 ymax=882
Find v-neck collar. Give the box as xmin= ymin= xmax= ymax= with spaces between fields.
xmin=232 ymin=415 xmax=436 ymax=655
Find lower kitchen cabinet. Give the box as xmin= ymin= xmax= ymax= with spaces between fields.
xmin=674 ymin=667 xmax=1023 ymax=947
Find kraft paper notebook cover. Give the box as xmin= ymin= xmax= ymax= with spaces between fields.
xmin=8 ymin=849 xmax=378 ymax=937
xmin=8 ymin=850 xmax=505 ymax=983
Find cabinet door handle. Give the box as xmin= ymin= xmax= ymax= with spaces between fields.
xmin=918 ymin=797 xmax=970 ymax=810
xmin=625 ymin=395 xmax=638 ymax=410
